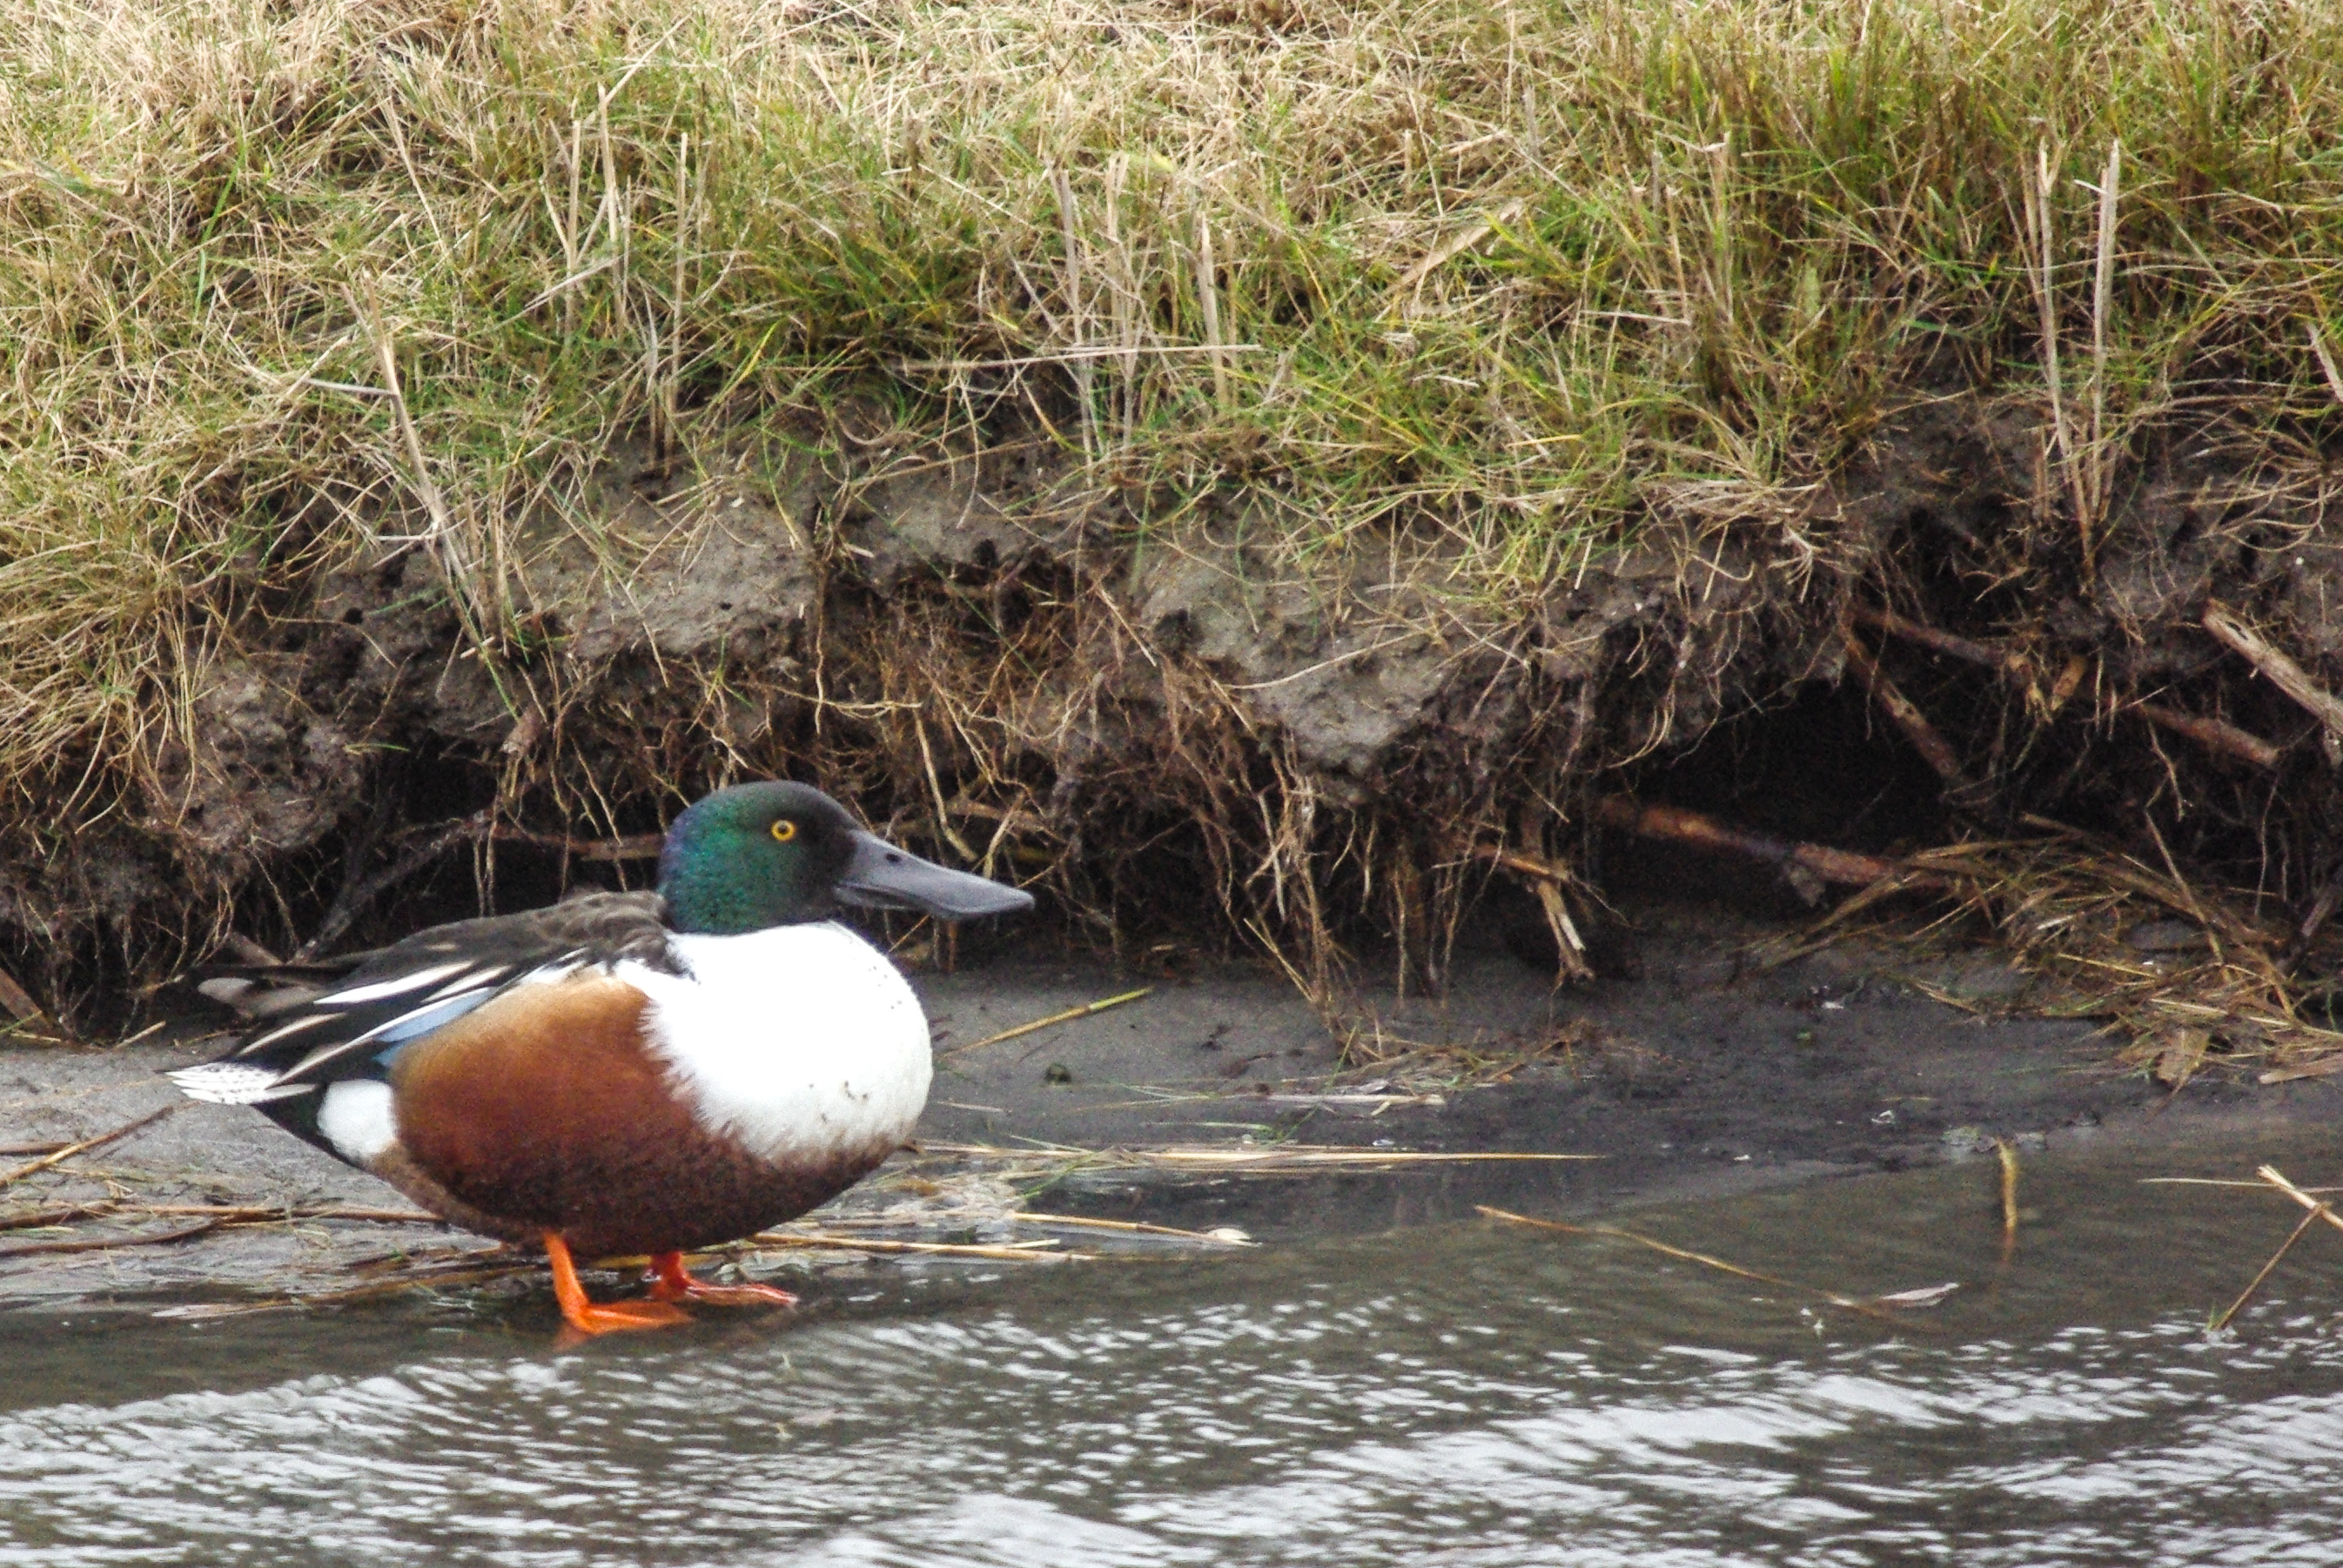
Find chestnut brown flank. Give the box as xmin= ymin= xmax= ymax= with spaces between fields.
xmin=383 ymin=973 xmax=890 ymax=1256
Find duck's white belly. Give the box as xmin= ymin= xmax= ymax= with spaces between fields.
xmin=616 ymin=923 xmax=932 ymax=1164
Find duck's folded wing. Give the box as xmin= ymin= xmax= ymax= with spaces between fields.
xmin=171 ymin=892 xmax=671 ymax=1105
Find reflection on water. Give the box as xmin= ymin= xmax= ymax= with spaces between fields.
xmin=5 ymin=1136 xmax=2343 ymax=1566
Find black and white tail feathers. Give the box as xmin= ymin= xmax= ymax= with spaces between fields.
xmin=169 ymin=892 xmax=675 ymax=1109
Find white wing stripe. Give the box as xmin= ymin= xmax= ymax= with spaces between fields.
xmin=267 ymin=987 xmax=504 ymax=1086
xmin=319 ymin=962 xmax=478 ymax=1008
xmin=234 ymin=1012 xmax=333 ymax=1055
xmin=426 ymin=966 xmax=508 ymax=1002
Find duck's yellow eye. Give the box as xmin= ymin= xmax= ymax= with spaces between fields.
xmin=769 ymin=819 xmax=798 ymax=844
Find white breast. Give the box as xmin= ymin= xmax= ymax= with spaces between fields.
xmin=615 ymin=923 xmax=932 ymax=1165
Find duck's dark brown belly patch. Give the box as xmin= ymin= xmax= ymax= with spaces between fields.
xmin=381 ymin=973 xmax=892 ymax=1256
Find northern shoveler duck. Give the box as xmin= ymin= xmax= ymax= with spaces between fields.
xmin=170 ymin=781 xmax=1032 ymax=1336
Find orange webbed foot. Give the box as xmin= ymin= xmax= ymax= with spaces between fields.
xmin=649 ymin=1250 xmax=799 ymax=1309
xmin=544 ymin=1233 xmax=693 ymax=1336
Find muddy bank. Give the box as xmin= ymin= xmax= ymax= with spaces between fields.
xmin=1 ymin=895 xmax=2329 ymax=1319
xmin=4 ymin=382 xmax=2341 ymax=1102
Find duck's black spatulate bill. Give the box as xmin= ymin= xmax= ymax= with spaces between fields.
xmin=833 ymin=833 xmax=1035 ymax=919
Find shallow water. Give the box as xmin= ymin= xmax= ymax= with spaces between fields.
xmin=5 ymin=1136 xmax=2343 ymax=1567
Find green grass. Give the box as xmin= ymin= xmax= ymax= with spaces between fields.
xmin=4 ymin=0 xmax=2342 ymax=817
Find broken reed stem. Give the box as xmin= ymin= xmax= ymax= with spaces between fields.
xmin=1995 ymin=1137 xmax=2020 ymax=1266
xmin=2254 ymin=1164 xmax=2343 ymax=1238
xmin=2139 ymin=814 xmax=2227 ymax=968
xmin=2212 ymin=1203 xmax=2322 ymax=1333
xmin=2205 ymin=1163 xmax=2343 ymax=1331
xmin=0 ymin=1103 xmax=182 ymax=1190
xmin=1477 ymin=1205 xmax=1921 ymax=1324
xmin=2140 ymin=1177 xmax=2343 ymax=1191
xmin=1466 ymin=843 xmax=1591 ymax=979
xmin=937 ymin=987 xmax=1152 ymax=1061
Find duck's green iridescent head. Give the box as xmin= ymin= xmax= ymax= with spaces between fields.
xmin=657 ymin=781 xmax=1034 ymax=936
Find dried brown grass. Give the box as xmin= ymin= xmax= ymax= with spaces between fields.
xmin=1782 ymin=824 xmax=2343 ymax=1080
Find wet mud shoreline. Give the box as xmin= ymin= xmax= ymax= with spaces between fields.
xmin=1 ymin=895 xmax=2329 ymax=1321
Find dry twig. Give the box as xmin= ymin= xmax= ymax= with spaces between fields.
xmin=2205 ymin=605 xmax=2343 ymax=763
xmin=1588 ymin=796 xmax=1927 ymax=896
xmin=0 ymin=1103 xmax=182 ymax=1190
xmin=938 ymin=988 xmax=1152 ymax=1062
xmin=1842 ymin=629 xmax=1977 ymax=795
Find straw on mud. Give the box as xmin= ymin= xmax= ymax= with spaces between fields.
xmin=0 ymin=1203 xmax=115 ymax=1233
xmin=0 ymin=1198 xmax=452 ymax=1264
xmin=1477 ymin=1206 xmax=1939 ymax=1324
xmin=0 ymin=1200 xmax=439 ymax=1235
xmin=770 ymin=1207 xmax=1252 ymax=1246
xmin=1257 ymin=1091 xmax=1449 ymax=1113
xmin=0 ymin=1103 xmax=182 ymax=1190
xmin=937 ymin=988 xmax=1152 ymax=1061
xmin=2212 ymin=1205 xmax=2324 ymax=1334
xmin=931 ymin=1141 xmax=1594 ymax=1172
xmin=0 ymin=1218 xmax=225 ymax=1262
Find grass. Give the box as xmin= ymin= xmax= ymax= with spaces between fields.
xmin=5 ymin=0 xmax=2343 ymax=978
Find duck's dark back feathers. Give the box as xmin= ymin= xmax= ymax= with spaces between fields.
xmin=173 ymin=893 xmax=679 ymax=1150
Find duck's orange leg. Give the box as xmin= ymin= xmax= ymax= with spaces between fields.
xmin=543 ymin=1233 xmax=691 ymax=1334
xmin=648 ymin=1250 xmax=799 ymax=1309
